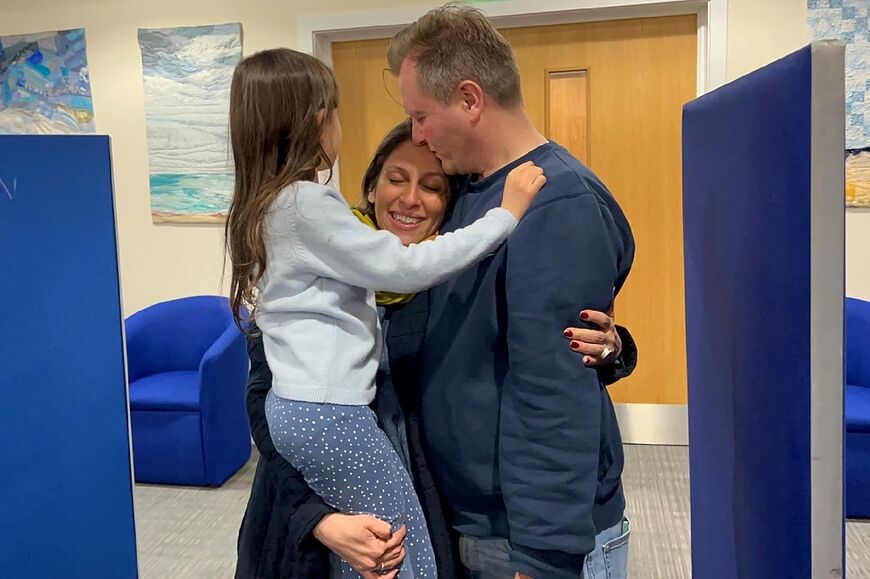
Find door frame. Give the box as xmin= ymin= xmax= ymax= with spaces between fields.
xmin=297 ymin=0 xmax=718 ymax=445
xmin=298 ymin=0 xmax=724 ymax=95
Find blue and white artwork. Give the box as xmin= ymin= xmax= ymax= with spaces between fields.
xmin=808 ymin=0 xmax=870 ymax=149
xmin=138 ymin=23 xmax=241 ymax=223
xmin=0 ymin=28 xmax=94 ymax=134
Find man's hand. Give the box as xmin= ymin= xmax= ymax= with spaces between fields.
xmin=563 ymin=308 xmax=621 ymax=366
xmin=313 ymin=513 xmax=406 ymax=577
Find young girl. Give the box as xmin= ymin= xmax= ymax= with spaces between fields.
xmin=225 ymin=48 xmax=545 ymax=579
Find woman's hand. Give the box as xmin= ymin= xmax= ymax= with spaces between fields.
xmin=313 ymin=513 xmax=407 ymax=577
xmin=563 ymin=309 xmax=621 ymax=366
xmin=374 ymin=529 xmax=406 ymax=577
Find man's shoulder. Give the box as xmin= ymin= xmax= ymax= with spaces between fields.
xmin=532 ymin=144 xmax=606 ymax=203
xmin=523 ymin=144 xmax=632 ymax=237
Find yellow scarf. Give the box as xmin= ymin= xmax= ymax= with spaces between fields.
xmin=352 ymin=209 xmax=417 ymax=306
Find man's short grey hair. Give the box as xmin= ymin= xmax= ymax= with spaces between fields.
xmin=387 ymin=3 xmax=523 ymax=108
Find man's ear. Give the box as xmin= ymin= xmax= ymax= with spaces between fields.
xmin=456 ymin=80 xmax=484 ymax=116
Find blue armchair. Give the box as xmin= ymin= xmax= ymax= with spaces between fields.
xmin=846 ymin=297 xmax=870 ymax=517
xmin=125 ymin=296 xmax=251 ymax=486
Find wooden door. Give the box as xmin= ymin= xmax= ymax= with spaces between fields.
xmin=332 ymin=15 xmax=697 ymax=404
xmin=331 ymin=39 xmax=407 ymax=206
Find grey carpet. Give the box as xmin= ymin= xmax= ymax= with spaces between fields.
xmin=133 ymin=445 xmax=870 ymax=578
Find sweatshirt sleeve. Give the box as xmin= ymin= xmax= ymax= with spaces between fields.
xmin=499 ymin=192 xmax=630 ymax=577
xmin=280 ymin=183 xmax=517 ymax=294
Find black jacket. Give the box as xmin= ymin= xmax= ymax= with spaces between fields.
xmin=234 ymin=296 xmax=636 ymax=579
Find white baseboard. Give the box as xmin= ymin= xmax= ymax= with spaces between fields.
xmin=614 ymin=403 xmax=688 ymax=445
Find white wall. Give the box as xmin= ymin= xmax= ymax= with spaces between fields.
xmin=3 ymin=0 xmax=866 ymax=312
xmin=727 ymin=0 xmax=870 ymax=300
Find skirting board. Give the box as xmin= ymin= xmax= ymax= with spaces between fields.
xmin=614 ymin=403 xmax=688 ymax=446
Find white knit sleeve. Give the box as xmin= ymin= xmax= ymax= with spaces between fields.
xmin=291 ymin=183 xmax=517 ymax=293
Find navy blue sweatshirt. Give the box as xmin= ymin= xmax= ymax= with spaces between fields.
xmin=418 ymin=142 xmax=635 ymax=577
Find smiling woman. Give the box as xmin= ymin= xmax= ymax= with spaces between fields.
xmin=356 ymin=118 xmax=452 ymax=246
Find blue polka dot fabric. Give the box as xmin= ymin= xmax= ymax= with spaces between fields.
xmin=266 ymin=391 xmax=437 ymax=578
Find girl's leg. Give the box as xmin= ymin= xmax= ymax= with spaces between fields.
xmin=266 ymin=392 xmax=436 ymax=579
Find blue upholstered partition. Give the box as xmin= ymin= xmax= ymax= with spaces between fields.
xmin=0 ymin=136 xmax=138 ymax=578
xmin=683 ymin=43 xmax=845 ymax=578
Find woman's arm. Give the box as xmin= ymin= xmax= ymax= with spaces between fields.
xmin=562 ymin=310 xmax=638 ymax=385
xmin=597 ymin=324 xmax=637 ymax=386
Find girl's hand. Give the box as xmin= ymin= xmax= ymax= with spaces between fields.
xmin=501 ymin=161 xmax=547 ymax=220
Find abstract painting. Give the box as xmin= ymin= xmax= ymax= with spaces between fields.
xmin=138 ymin=23 xmax=241 ymax=223
xmin=808 ymin=0 xmax=869 ymax=149
xmin=0 ymin=28 xmax=94 ymax=134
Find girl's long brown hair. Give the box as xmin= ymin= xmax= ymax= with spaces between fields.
xmin=224 ymin=48 xmax=339 ymax=330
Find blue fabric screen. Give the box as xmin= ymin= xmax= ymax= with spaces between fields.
xmin=683 ymin=45 xmax=838 ymax=579
xmin=0 ymin=136 xmax=138 ymax=578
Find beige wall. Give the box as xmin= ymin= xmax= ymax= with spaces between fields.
xmin=727 ymin=0 xmax=808 ymax=80
xmin=3 ymin=0 xmax=867 ymax=313
xmin=0 ymin=0 xmax=431 ymax=316
xmin=847 ymin=211 xmax=870 ymax=299
xmin=728 ymin=0 xmax=870 ymax=300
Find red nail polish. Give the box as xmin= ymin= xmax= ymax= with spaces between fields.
xmin=564 ymin=330 xmax=572 ymax=338
xmin=571 ymin=341 xmax=580 ymax=349
xmin=580 ymin=312 xmax=589 ymax=320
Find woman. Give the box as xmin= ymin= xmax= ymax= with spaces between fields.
xmin=235 ymin=120 xmax=636 ymax=579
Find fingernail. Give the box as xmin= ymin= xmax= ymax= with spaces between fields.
xmin=563 ymin=330 xmax=572 ymax=338
xmin=571 ymin=341 xmax=580 ymax=349
xmin=580 ymin=312 xmax=589 ymax=320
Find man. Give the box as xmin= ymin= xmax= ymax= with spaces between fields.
xmin=388 ymin=5 xmax=635 ymax=579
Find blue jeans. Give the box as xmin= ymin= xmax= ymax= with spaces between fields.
xmin=459 ymin=518 xmax=630 ymax=579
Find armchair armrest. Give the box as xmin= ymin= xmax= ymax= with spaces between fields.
xmin=124 ymin=311 xmax=160 ymax=384
xmin=199 ymin=323 xmax=249 ymax=413
xmin=198 ymin=323 xmax=251 ymax=484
